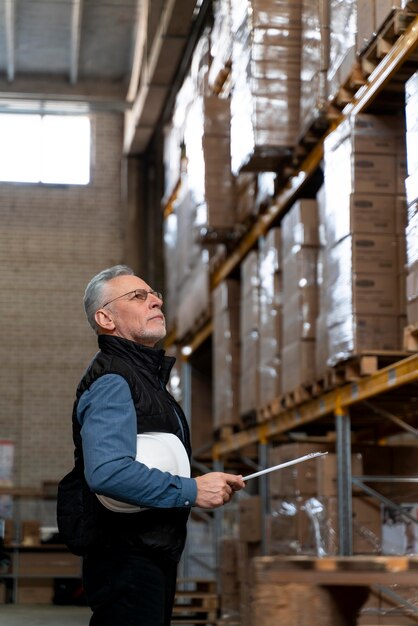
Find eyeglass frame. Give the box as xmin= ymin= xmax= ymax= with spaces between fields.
xmin=101 ymin=288 xmax=163 ymax=309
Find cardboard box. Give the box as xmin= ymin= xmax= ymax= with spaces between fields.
xmin=327 ymin=315 xmax=401 ymax=364
xmin=268 ymin=443 xmax=335 ymax=497
xmin=266 ymin=495 xmax=381 ymax=556
xmin=356 ymin=0 xmax=375 ymax=52
xmin=239 ymin=496 xmax=262 ymax=543
xmin=16 ymin=579 xmax=54 ymax=604
xmin=316 ymin=453 xmax=364 ymax=497
xmin=376 ymin=0 xmax=403 ymax=32
xmin=281 ymin=338 xmax=316 ymax=393
xmin=324 ymin=193 xmax=397 ymax=246
xmin=15 ymin=550 xmax=81 ymax=577
xmin=282 ymin=286 xmax=319 ymax=341
xmin=281 ymin=199 xmax=319 ymax=258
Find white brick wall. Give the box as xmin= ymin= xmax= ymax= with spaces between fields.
xmin=0 ymin=112 xmax=126 ymax=491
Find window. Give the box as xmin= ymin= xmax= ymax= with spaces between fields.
xmin=0 ymin=114 xmax=91 ymax=185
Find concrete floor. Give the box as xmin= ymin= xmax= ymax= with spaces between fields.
xmin=0 ymin=605 xmax=91 ymax=626
xmin=0 ymin=606 xmax=197 ymax=625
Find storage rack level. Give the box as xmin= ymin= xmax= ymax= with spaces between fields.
xmin=164 ymin=14 xmax=418 ymax=355
xmin=0 ymin=487 xmax=82 ymax=604
xmin=1 ymin=545 xmax=82 ymax=604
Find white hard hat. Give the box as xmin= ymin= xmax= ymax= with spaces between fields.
xmin=96 ymin=432 xmax=191 ymax=513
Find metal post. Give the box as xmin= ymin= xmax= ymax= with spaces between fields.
xmin=335 ymin=403 xmax=353 ymax=555
xmin=258 ymin=441 xmax=268 ymax=555
xmin=213 ymin=457 xmax=224 ymax=593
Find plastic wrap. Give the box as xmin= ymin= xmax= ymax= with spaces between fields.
xmin=162 ymin=212 xmax=178 ymax=332
xmin=267 ymin=495 xmax=381 ymax=556
xmin=240 ymin=251 xmax=260 ymax=415
xmin=327 ymin=315 xmax=401 ymax=366
xmin=208 ymin=0 xmax=233 ymax=93
xmin=406 ymin=74 xmax=418 ymax=179
xmin=281 ymin=199 xmax=319 ymax=258
xmin=162 ymin=122 xmax=182 ymax=203
xmin=327 ymin=0 xmax=357 ymax=100
xmin=406 ymin=211 xmax=418 ymax=269
xmin=280 ymin=199 xmax=320 ymax=391
xmin=212 ymin=281 xmax=241 ymax=429
xmin=300 ymin=0 xmax=329 ymax=132
xmin=282 ymin=247 xmax=319 ymax=332
xmin=175 ymin=254 xmax=210 ymax=340
xmin=258 ymin=228 xmax=282 ymax=406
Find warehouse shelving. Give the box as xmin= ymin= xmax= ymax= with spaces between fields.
xmin=163 ymin=10 xmax=418 ymax=587
xmin=211 ymin=353 xmax=418 ymax=457
xmin=166 ymin=12 xmax=418 ymax=358
xmin=0 ymin=487 xmax=81 ymax=604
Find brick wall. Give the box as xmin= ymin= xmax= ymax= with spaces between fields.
xmin=0 ymin=112 xmax=126 ymax=490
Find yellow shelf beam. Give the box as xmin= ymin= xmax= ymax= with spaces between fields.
xmin=212 ymin=353 xmax=418 ymax=458
xmin=211 ymin=140 xmax=326 ymax=289
xmin=180 ymin=320 xmax=213 ymax=359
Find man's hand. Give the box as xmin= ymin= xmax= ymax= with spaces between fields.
xmin=194 ymin=472 xmax=245 ymax=509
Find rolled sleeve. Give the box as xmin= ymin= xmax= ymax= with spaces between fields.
xmin=77 ymin=374 xmax=195 ymax=508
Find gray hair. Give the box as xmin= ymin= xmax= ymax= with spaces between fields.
xmin=84 ymin=264 xmax=135 ymax=333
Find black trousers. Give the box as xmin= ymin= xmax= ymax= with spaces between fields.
xmin=82 ymin=548 xmax=178 ymax=626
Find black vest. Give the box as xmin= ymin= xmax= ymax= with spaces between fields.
xmin=72 ymin=335 xmax=192 ymax=562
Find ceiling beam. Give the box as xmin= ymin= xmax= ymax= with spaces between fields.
xmin=126 ymin=0 xmax=149 ymax=103
xmin=69 ymin=0 xmax=83 ymax=84
xmin=4 ymin=0 xmax=15 ymax=82
xmin=124 ymin=0 xmax=201 ymax=154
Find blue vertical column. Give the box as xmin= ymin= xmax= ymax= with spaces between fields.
xmin=335 ymin=402 xmax=353 ymax=556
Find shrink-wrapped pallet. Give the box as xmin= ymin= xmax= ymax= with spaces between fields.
xmin=230 ymin=0 xmax=302 ymax=174
xmin=300 ymin=0 xmax=330 ymax=134
xmin=258 ymin=228 xmax=282 ymax=407
xmin=239 ymin=251 xmax=260 ymax=417
xmin=405 ymin=71 xmax=418 ymax=324
xmin=213 ymin=280 xmax=241 ymax=430
xmin=327 ymin=0 xmax=357 ymax=101
xmin=280 ymin=200 xmax=320 ymax=392
xmin=319 ymin=113 xmax=406 ymax=366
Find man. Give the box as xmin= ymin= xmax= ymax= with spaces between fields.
xmin=58 ymin=265 xmax=245 ymax=626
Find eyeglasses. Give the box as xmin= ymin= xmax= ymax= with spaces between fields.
xmin=102 ymin=289 xmax=163 ymax=308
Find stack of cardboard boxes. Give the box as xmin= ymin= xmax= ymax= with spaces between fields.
xmin=212 ymin=280 xmax=241 ymax=431
xmin=280 ymin=200 xmax=320 ymax=393
xmin=258 ymin=228 xmax=282 ymax=408
xmin=229 ymin=0 xmax=303 ymax=174
xmin=239 ymin=252 xmax=261 ymax=418
xmin=327 ymin=0 xmax=357 ymax=100
xmin=217 ymin=496 xmax=263 ymax=626
xmin=319 ymin=114 xmax=407 ymax=366
xmin=265 ymin=443 xmax=381 ymax=556
xmin=300 ymin=0 xmax=330 ymax=133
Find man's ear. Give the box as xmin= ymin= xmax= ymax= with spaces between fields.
xmin=95 ymin=308 xmax=116 ymax=332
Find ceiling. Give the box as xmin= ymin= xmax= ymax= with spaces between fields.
xmin=0 ymin=0 xmax=202 ymax=154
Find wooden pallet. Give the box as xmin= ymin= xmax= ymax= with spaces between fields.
xmin=404 ymin=322 xmax=418 ymax=351
xmin=240 ymin=408 xmax=258 ymax=428
xmin=209 ymin=62 xmax=232 ymax=97
xmin=213 ymin=424 xmax=237 ymax=442
xmin=173 ymin=580 xmax=218 ymax=625
xmin=332 ymin=60 xmax=366 ymax=109
xmin=256 ymin=351 xmax=408 ymax=420
xmin=361 ymin=8 xmax=418 ymax=76
xmin=329 ymin=351 xmax=410 ymax=383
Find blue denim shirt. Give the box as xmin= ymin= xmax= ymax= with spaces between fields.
xmin=77 ymin=373 xmax=197 ymax=508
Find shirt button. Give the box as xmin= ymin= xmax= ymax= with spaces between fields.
xmin=185 ymin=500 xmax=190 ymax=506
